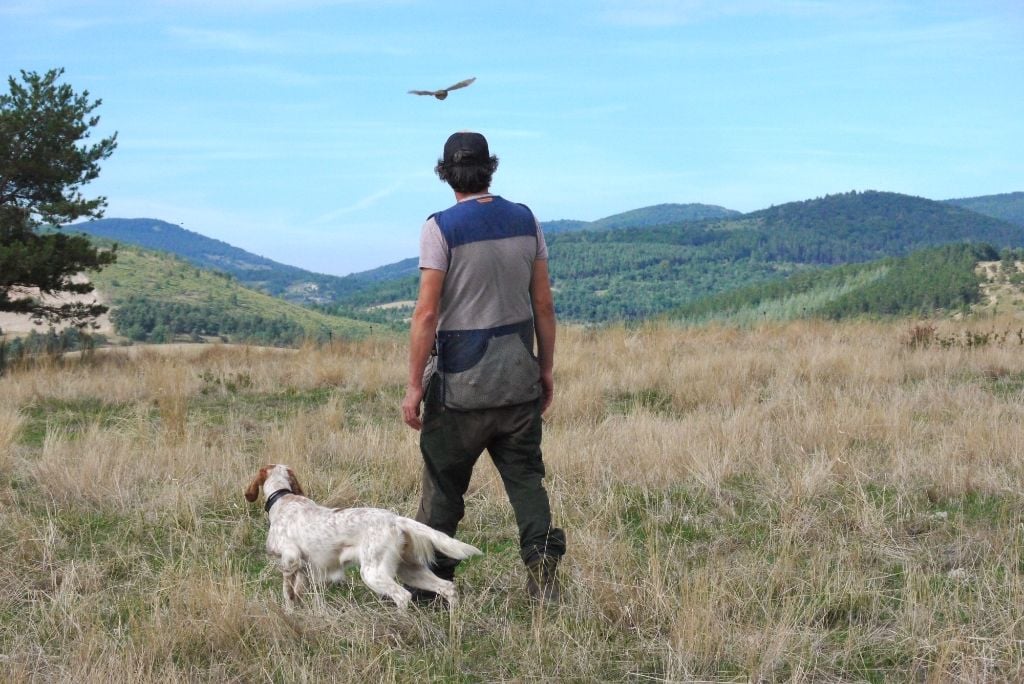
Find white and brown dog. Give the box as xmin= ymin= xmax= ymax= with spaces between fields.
xmin=245 ymin=464 xmax=481 ymax=611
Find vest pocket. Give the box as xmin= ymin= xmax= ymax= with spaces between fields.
xmin=441 ymin=329 xmax=540 ymax=410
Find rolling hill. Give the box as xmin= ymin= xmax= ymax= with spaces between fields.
xmin=666 ymin=242 xmax=1018 ymax=325
xmin=64 ymin=205 xmax=743 ymax=304
xmin=321 ymin=191 xmax=1024 ymax=323
xmin=542 ymin=202 xmax=741 ymax=233
xmin=944 ymin=192 xmax=1024 ymax=227
xmin=65 ymin=191 xmax=1024 ymax=326
xmin=86 ymin=245 xmax=377 ymax=345
xmin=63 ymin=218 xmax=388 ymax=306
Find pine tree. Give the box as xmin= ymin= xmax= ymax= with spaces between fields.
xmin=1 ymin=68 xmax=118 ymax=326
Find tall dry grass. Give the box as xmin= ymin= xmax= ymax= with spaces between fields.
xmin=1 ymin=319 xmax=1023 ymax=681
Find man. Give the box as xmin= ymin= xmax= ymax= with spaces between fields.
xmin=401 ymin=131 xmax=566 ymax=603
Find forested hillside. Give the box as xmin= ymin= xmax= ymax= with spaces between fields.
xmin=324 ymin=191 xmax=1024 ymax=323
xmin=548 ymin=191 xmax=1024 ymax=320
xmin=669 ymin=243 xmax=1014 ymax=324
xmin=65 ymin=218 xmax=387 ymax=305
xmin=87 ymin=246 xmax=376 ymax=345
xmin=945 ymin=192 xmax=1024 ymax=227
xmin=542 ymin=202 xmax=740 ymax=233
xmin=71 ymin=192 xmax=1024 ymax=326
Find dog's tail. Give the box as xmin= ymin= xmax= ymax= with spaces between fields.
xmin=396 ymin=517 xmax=482 ymax=566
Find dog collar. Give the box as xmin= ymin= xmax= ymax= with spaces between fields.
xmin=265 ymin=488 xmax=292 ymax=512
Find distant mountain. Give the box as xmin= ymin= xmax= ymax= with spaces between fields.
xmin=64 ymin=218 xmax=386 ymax=306
xmin=350 ymin=257 xmax=419 ymax=283
xmin=542 ymin=203 xmax=741 ymax=234
xmin=68 ymin=191 xmax=1024 ymax=326
xmin=733 ymin=190 xmax=1024 ymax=262
xmin=329 ymin=202 xmax=745 ymax=299
xmin=329 ymin=190 xmax=1024 ymax=323
xmin=944 ymin=192 xmax=1024 ymax=227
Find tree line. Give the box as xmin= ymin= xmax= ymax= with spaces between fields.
xmin=669 ymin=243 xmax=1002 ymax=322
xmin=111 ymin=296 xmax=329 ymax=346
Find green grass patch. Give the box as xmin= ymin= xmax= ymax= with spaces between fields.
xmin=607 ymin=388 xmax=675 ymax=415
xmin=839 ymin=640 xmax=915 ymax=684
xmin=192 ymin=384 xmax=403 ymax=429
xmin=616 ymin=484 xmax=715 ymax=547
xmin=985 ymin=371 xmax=1024 ymax=399
xmin=937 ymin=490 xmax=1018 ymax=525
xmin=19 ymin=397 xmax=138 ymax=446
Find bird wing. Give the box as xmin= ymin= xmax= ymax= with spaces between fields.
xmin=444 ymin=77 xmax=476 ymax=91
xmin=408 ymin=89 xmax=437 ymax=96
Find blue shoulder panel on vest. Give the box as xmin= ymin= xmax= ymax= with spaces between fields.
xmin=435 ymin=196 xmax=536 ymax=249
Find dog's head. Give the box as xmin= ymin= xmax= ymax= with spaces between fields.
xmin=244 ymin=464 xmax=305 ymax=503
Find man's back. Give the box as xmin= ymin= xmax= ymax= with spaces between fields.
xmin=420 ymin=194 xmax=547 ymax=411
xmin=430 ymin=195 xmax=540 ymax=332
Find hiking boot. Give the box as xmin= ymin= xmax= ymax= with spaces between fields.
xmin=526 ymin=556 xmax=561 ymax=603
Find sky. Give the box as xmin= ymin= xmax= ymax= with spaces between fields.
xmin=2 ymin=1 xmax=1022 ymax=276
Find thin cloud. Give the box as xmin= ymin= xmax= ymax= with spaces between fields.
xmin=610 ymin=15 xmax=1015 ymax=61
xmin=312 ymin=181 xmax=406 ymax=224
xmin=598 ymin=0 xmax=899 ymax=26
xmin=165 ymin=25 xmax=415 ymax=56
xmin=158 ymin=0 xmax=414 ymax=10
xmin=166 ymin=26 xmax=281 ymax=52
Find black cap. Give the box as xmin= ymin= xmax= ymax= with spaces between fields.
xmin=442 ymin=131 xmax=490 ymax=165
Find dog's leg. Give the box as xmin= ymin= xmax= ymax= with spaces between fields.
xmin=360 ymin=566 xmax=413 ymax=611
xmin=290 ymin=568 xmax=307 ymax=603
xmin=397 ymin=564 xmax=458 ymax=607
xmin=283 ymin=573 xmax=296 ymax=611
xmin=280 ymin=554 xmax=303 ymax=611
xmin=359 ymin=540 xmax=412 ymax=610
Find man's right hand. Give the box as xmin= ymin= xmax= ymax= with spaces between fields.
xmin=401 ymin=384 xmax=425 ymax=430
xmin=540 ymin=369 xmax=554 ymax=415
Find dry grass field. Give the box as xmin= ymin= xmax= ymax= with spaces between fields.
xmin=2 ymin=318 xmax=1024 ymax=682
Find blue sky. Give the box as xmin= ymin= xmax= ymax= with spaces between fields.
xmin=2 ymin=1 xmax=1022 ymax=276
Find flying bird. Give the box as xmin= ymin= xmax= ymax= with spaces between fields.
xmin=408 ymin=77 xmax=476 ymax=100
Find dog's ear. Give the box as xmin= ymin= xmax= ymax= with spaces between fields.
xmin=286 ymin=467 xmax=304 ymax=496
xmin=244 ymin=466 xmax=269 ymax=502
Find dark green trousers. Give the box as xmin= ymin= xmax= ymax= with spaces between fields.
xmin=416 ymin=375 xmax=566 ymax=577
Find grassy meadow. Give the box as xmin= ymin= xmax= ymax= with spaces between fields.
xmin=2 ymin=318 xmax=1024 ymax=681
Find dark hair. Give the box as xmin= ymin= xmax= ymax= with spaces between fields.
xmin=434 ymin=155 xmax=499 ymax=193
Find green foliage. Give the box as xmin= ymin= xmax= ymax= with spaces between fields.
xmin=668 ymin=263 xmax=892 ymax=324
xmin=672 ymin=243 xmax=997 ymax=323
xmin=543 ymin=202 xmax=741 ymax=234
xmin=946 ymin=192 xmax=1024 ymax=227
xmin=819 ymin=243 xmax=995 ymax=318
xmin=113 ymin=296 xmax=316 ymax=346
xmin=0 ymin=327 xmax=105 ymax=373
xmin=67 ymin=218 xmax=411 ymax=306
xmin=742 ymin=191 xmax=1020 ymax=262
xmin=332 ymin=191 xmax=1024 ymax=324
xmin=0 ymin=68 xmax=117 ymax=324
xmin=88 ymin=246 xmax=376 ymax=344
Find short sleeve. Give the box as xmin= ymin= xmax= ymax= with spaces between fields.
xmin=535 ymin=219 xmax=549 ymax=260
xmin=419 ymin=216 xmax=449 ymax=271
